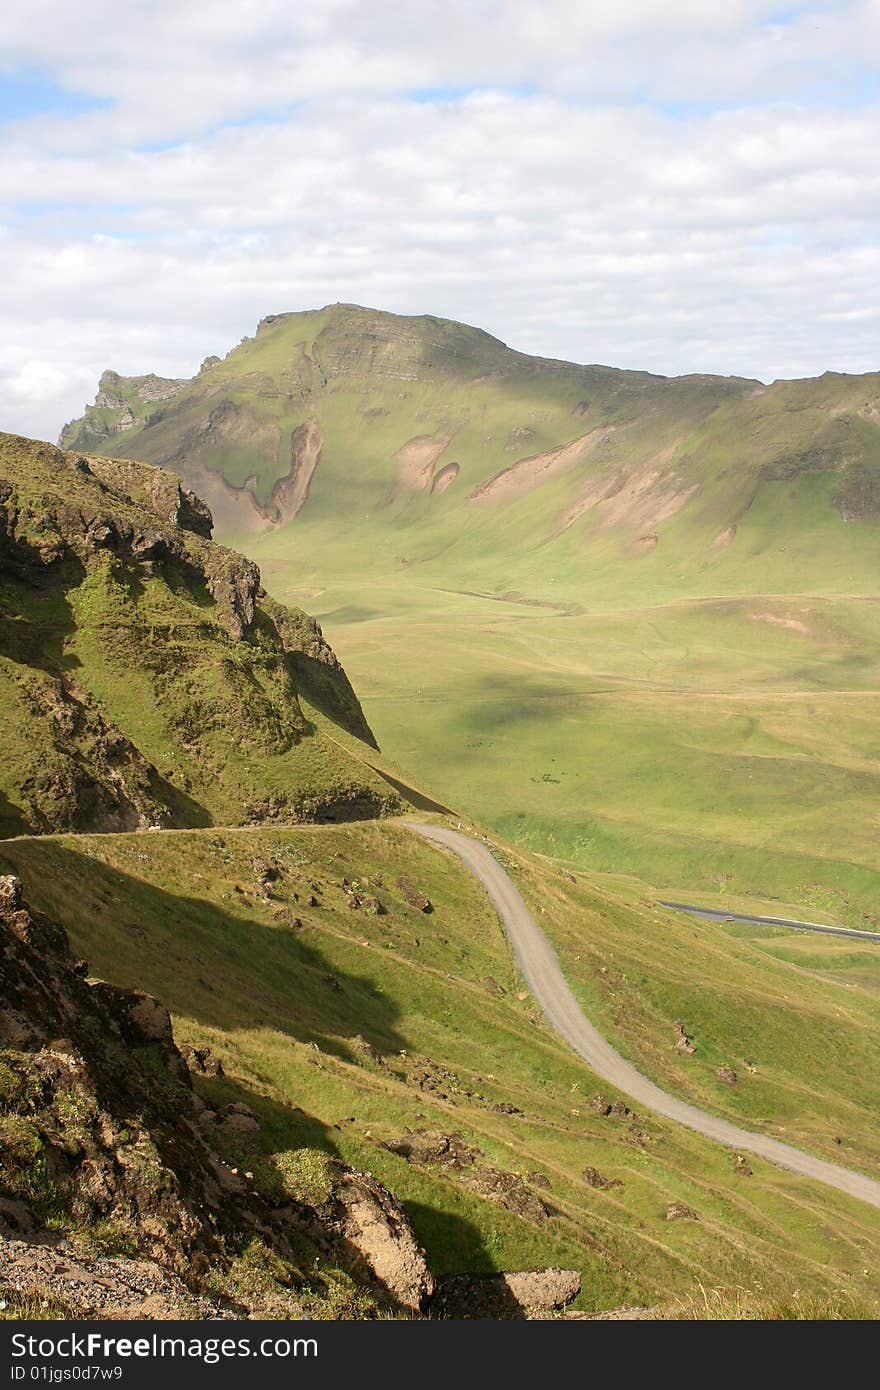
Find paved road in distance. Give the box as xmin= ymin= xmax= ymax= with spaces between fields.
xmin=659 ymin=900 xmax=880 ymax=943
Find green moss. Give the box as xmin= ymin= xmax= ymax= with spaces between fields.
xmin=70 ymin=1220 xmax=140 ymax=1259
xmin=0 ymin=1116 xmax=67 ymax=1215
xmin=270 ymin=1148 xmax=334 ymax=1209
xmin=209 ymin=1232 xmax=382 ymax=1319
xmin=0 ymin=1059 xmax=35 ymax=1109
xmin=52 ymin=1086 xmax=99 ymax=1144
xmin=0 ymin=1115 xmax=42 ymax=1165
xmin=207 ymin=1238 xmax=303 ymax=1316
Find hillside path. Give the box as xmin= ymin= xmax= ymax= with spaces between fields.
xmin=407 ymin=822 xmax=880 ymax=1211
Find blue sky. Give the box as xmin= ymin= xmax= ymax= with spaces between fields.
xmin=0 ymin=71 xmax=109 ymax=123
xmin=0 ymin=0 xmax=878 ymax=439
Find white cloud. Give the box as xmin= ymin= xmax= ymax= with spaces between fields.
xmin=1 ymin=3 xmax=879 ymax=440
xmin=4 ymin=1 xmax=879 ymax=145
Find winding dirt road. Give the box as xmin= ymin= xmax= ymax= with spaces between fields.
xmin=407 ymin=822 xmax=880 ymax=1211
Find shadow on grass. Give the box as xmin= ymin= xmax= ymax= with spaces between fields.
xmin=403 ymin=1199 xmax=505 ymax=1278
xmin=196 ymin=1069 xmax=344 ymax=1159
xmin=0 ymin=559 xmax=85 ymax=675
xmin=0 ymin=788 xmax=27 ymax=839
xmin=368 ymin=766 xmax=457 ymax=816
xmin=0 ymin=840 xmax=406 ymax=1065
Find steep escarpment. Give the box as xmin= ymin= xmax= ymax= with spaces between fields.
xmin=0 ymin=874 xmax=433 ymax=1317
xmin=0 ymin=432 xmax=391 ymax=838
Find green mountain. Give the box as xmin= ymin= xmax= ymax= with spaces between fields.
xmin=0 ymin=431 xmax=398 ymax=839
xmin=59 ymin=306 xmax=880 ymax=934
xmin=61 ymin=302 xmax=880 ymax=600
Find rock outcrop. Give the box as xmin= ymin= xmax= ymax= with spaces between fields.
xmin=330 ymin=1165 xmax=434 ymax=1312
xmin=0 ymin=432 xmax=393 ymax=836
xmin=0 ymin=874 xmax=245 ymax=1278
xmin=60 ymin=372 xmax=189 ymax=452
xmin=435 ymin=1268 xmax=581 ymax=1318
xmin=666 ymin=1202 xmax=699 ymax=1221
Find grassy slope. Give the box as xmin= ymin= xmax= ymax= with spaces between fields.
xmin=2 ymin=823 xmax=878 ymax=1315
xmin=0 ymin=433 xmax=395 ymax=837
xmin=62 ymin=562 xmax=389 ymax=824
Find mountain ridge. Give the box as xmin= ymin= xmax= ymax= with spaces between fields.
xmin=58 ymin=304 xmax=880 ymax=588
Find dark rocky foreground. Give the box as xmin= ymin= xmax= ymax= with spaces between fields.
xmin=0 ymin=872 xmax=431 ymax=1317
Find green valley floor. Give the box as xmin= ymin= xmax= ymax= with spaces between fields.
xmin=254 ymin=565 xmax=880 ymax=936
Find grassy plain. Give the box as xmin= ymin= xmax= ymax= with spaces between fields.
xmin=251 ymin=553 xmax=880 ymax=934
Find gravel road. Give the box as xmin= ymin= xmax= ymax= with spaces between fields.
xmin=408 ymin=822 xmax=880 ymax=1210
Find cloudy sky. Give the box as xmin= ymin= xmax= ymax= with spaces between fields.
xmin=1 ymin=1 xmax=879 ymax=440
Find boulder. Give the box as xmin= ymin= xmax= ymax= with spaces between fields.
xmin=396 ymin=875 xmax=432 ymax=913
xmin=384 ymin=1130 xmax=479 ymax=1169
xmin=184 ymin=1046 xmax=224 ymax=1077
xmin=215 ymin=1103 xmax=261 ymax=1143
xmin=583 ymin=1166 xmax=622 ymax=1191
xmin=467 ymin=1166 xmax=549 ymax=1224
xmin=329 ymin=1164 xmax=434 ymax=1312
xmin=666 ymin=1202 xmax=699 ymax=1221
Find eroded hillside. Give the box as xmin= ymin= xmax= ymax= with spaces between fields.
xmin=60 ymin=304 xmax=880 ymax=598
